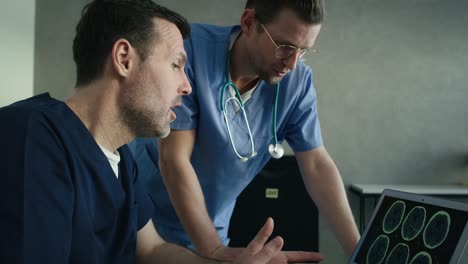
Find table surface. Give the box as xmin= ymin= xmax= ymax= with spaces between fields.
xmin=349 ymin=184 xmax=468 ymax=195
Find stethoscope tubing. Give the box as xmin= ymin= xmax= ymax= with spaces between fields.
xmin=220 ymin=53 xmax=283 ymax=161
xmin=222 ymin=96 xmax=257 ymax=162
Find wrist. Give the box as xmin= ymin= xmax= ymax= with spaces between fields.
xmin=210 ymin=244 xmax=224 ymax=257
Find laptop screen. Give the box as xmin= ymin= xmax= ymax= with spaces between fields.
xmin=349 ymin=189 xmax=468 ymax=264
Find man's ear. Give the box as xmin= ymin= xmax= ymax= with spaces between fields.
xmin=240 ymin=9 xmax=257 ymax=37
xmin=112 ymin=38 xmax=135 ymax=78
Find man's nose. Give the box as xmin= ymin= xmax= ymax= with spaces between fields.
xmin=180 ymin=74 xmax=192 ymax=95
xmin=282 ymin=52 xmax=301 ymax=71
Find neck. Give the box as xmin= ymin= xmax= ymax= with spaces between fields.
xmin=229 ymin=34 xmax=259 ymax=94
xmin=66 ymin=79 xmax=132 ymax=152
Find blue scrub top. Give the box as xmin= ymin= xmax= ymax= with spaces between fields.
xmin=130 ymin=23 xmax=323 ymax=247
xmin=0 ymin=94 xmax=153 ymax=263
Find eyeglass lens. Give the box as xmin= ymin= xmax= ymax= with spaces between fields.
xmin=275 ymin=46 xmax=306 ymax=59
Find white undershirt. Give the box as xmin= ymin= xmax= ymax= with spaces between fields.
xmin=98 ymin=144 xmax=121 ymax=179
xmin=228 ymin=29 xmax=259 ymax=112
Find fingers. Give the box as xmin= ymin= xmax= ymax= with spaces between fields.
xmin=237 ymin=218 xmax=325 ymax=264
xmin=254 ymin=236 xmax=284 ymax=263
xmin=243 ymin=217 xmax=284 ymax=263
xmin=245 ymin=217 xmax=275 ymax=253
xmin=283 ymin=251 xmax=324 ymax=262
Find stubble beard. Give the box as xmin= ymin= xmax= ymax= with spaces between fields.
xmin=121 ymin=99 xmax=169 ymax=139
xmin=248 ymin=50 xmax=281 ymax=85
xmin=259 ymin=70 xmax=281 ymax=85
xmin=120 ymin=73 xmax=170 ymax=139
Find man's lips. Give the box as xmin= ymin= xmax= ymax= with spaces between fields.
xmin=274 ymin=69 xmax=288 ymax=77
xmin=171 ymin=101 xmax=182 ymax=110
xmin=169 ymin=102 xmax=182 ymax=117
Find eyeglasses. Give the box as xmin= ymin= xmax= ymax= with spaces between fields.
xmin=260 ymin=23 xmax=317 ymax=59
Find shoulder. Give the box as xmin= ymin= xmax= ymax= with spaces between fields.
xmin=183 ymin=24 xmax=238 ymax=79
xmin=1 ymin=93 xmax=63 ymax=114
xmin=0 ymin=94 xmax=74 ymax=171
xmin=1 ymin=93 xmax=56 ymax=127
xmin=185 ymin=23 xmax=239 ymax=54
xmin=188 ymin=23 xmax=238 ymax=41
xmin=0 ymin=93 xmax=73 ymax=140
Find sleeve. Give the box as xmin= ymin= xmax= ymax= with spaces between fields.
xmin=0 ymin=109 xmax=74 ymax=263
xmin=170 ymin=34 xmax=199 ymax=130
xmin=284 ymin=67 xmax=324 ymax=152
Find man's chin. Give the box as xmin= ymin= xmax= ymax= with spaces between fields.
xmin=139 ymin=125 xmax=170 ymax=139
xmin=157 ymin=128 xmax=171 ymax=139
xmin=262 ymin=73 xmax=282 ymax=85
xmin=266 ymin=77 xmax=281 ymax=85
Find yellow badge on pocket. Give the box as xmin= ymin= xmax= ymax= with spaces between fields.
xmin=265 ymin=188 xmax=279 ymax=199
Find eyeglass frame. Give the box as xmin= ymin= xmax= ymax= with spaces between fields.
xmin=260 ymin=23 xmax=317 ymax=59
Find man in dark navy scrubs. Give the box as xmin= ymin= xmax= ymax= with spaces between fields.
xmin=0 ymin=1 xmax=292 ymax=263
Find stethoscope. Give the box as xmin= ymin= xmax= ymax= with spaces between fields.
xmin=220 ymin=54 xmax=284 ymax=162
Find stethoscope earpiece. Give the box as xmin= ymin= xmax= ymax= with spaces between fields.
xmin=269 ymin=143 xmax=284 ymax=159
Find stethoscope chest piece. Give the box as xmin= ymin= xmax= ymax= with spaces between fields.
xmin=268 ymin=143 xmax=284 ymax=159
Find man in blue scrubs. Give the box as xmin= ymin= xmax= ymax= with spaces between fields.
xmin=131 ymin=0 xmax=360 ymax=261
xmin=0 ymin=0 xmax=305 ymax=263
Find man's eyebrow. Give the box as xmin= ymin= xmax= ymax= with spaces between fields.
xmin=177 ymin=52 xmax=187 ymax=64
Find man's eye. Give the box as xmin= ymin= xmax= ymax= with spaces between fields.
xmin=172 ymin=63 xmax=180 ymax=69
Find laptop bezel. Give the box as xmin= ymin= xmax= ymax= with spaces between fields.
xmin=348 ymin=188 xmax=468 ymax=264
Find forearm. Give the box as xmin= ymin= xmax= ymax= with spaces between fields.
xmin=296 ymin=148 xmax=360 ymax=256
xmin=136 ymin=220 xmax=227 ymax=264
xmin=310 ymin=168 xmax=360 ymax=255
xmin=159 ymin=131 xmax=223 ymax=257
xmin=161 ymin=161 xmax=223 ymax=257
xmin=136 ymin=242 xmax=225 ymax=264
xmin=136 ymin=218 xmax=286 ymax=264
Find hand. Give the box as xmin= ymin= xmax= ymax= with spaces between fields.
xmin=232 ymin=218 xmax=284 ymax=264
xmin=212 ymin=240 xmax=324 ymax=264
xmin=271 ymin=251 xmax=324 ymax=264
xmin=210 ymin=245 xmax=243 ymax=261
xmin=224 ymin=217 xmax=324 ymax=264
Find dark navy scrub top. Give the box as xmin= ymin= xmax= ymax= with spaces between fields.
xmin=0 ymin=93 xmax=153 ymax=264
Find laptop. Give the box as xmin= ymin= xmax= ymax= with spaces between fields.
xmin=348 ymin=189 xmax=468 ymax=264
